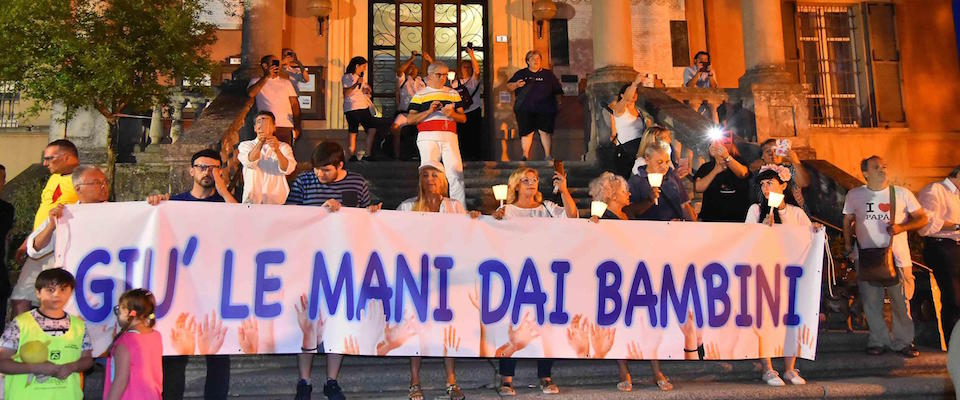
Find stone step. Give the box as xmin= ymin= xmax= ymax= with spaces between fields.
xmin=170 ymin=374 xmax=953 ymax=400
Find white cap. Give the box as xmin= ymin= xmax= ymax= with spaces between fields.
xmin=419 ymin=160 xmax=445 ymax=174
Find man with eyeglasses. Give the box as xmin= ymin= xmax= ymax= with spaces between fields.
xmin=145 ymin=148 xmax=235 ymax=400
xmin=147 ymin=149 xmax=238 ymax=204
xmin=406 ymin=61 xmax=467 ymax=205
xmin=10 ymin=139 xmax=81 ymax=316
xmin=23 ymin=165 xmax=108 ymax=271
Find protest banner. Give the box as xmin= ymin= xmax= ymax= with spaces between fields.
xmin=55 ymin=202 xmax=825 ymax=360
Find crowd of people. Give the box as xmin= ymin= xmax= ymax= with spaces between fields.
xmin=0 ymin=49 xmax=956 ymax=400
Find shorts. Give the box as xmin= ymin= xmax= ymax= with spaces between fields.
xmin=11 ymin=253 xmax=54 ymax=304
xmin=516 ymin=111 xmax=556 ymax=136
xmin=345 ymin=109 xmax=376 ymax=133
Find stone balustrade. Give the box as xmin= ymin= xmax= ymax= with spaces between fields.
xmin=660 ymin=86 xmax=730 ymax=125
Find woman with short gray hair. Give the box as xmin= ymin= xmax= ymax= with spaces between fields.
xmin=506 ymin=50 xmax=563 ymax=161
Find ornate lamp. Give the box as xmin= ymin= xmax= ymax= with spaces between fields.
xmin=532 ymin=0 xmax=557 ymax=39
xmin=307 ymin=0 xmax=333 ymax=36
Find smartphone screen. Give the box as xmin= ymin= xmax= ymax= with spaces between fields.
xmin=341 ymin=190 xmax=359 ymax=208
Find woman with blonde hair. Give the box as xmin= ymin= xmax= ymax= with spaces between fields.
xmin=588 ymin=172 xmax=674 ymax=391
xmin=492 ymin=167 xmax=579 ymax=220
xmin=490 ymin=166 xmax=577 ymax=395
xmin=395 ymin=160 xmax=474 ymax=400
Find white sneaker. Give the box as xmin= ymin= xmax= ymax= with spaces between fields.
xmin=762 ymin=370 xmax=785 ymax=387
xmin=783 ymin=369 xmax=807 ymax=385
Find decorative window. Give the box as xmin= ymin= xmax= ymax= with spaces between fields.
xmin=370 ymin=0 xmax=487 ymax=116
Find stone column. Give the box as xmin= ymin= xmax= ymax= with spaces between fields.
xmin=241 ymin=0 xmax=284 ymax=78
xmin=740 ymin=0 xmax=788 ymax=79
xmin=325 ymin=0 xmax=369 ymax=130
xmin=585 ymin=0 xmax=636 ymax=162
xmin=735 ymin=0 xmax=811 ymax=148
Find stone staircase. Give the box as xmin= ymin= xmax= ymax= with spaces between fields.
xmin=78 ymin=330 xmax=952 ymax=399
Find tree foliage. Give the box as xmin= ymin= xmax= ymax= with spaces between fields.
xmin=0 ymin=0 xmax=225 ymax=124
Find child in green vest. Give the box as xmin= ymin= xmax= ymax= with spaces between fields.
xmin=0 ymin=268 xmax=94 ymax=399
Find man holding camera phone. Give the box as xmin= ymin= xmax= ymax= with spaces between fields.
xmin=683 ymin=51 xmax=718 ymax=88
xmin=407 ymin=61 xmax=467 ymax=205
xmin=248 ymin=54 xmax=302 ymax=146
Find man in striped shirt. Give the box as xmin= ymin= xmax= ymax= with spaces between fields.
xmin=286 ymin=141 xmax=374 ymax=208
xmin=406 ymin=61 xmax=467 ymax=205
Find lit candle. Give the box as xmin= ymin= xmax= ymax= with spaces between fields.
xmin=647 ymin=172 xmax=664 ymax=205
xmin=447 ymin=71 xmax=457 ymax=82
xmin=767 ymin=191 xmax=785 ymax=208
xmin=591 ymin=201 xmax=608 ymax=218
xmin=492 ymin=184 xmax=508 ymax=207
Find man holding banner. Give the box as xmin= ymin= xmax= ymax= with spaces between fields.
xmin=147 ymin=149 xmax=235 ymax=400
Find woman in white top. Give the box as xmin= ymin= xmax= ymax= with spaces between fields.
xmin=342 ymin=56 xmax=379 ymax=160
xmin=744 ymin=165 xmax=812 ymax=387
xmin=489 ymin=166 xmax=576 ymax=395
xmin=492 ymin=167 xmax=579 ymax=220
xmin=395 ymin=160 xmax=475 ymax=400
xmin=609 ymin=76 xmax=647 ymax=177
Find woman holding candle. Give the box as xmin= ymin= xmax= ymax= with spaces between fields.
xmin=745 ymin=164 xmax=810 ymax=386
xmin=491 ymin=167 xmax=577 ymax=395
xmin=492 ymin=167 xmax=578 ymax=220
xmin=625 ymin=140 xmax=697 ymax=221
xmin=587 ymin=172 xmax=675 ymax=391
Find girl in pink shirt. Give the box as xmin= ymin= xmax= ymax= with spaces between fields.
xmin=104 ymin=289 xmax=163 ymax=400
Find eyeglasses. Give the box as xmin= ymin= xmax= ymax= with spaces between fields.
xmin=41 ymin=153 xmax=62 ymax=162
xmin=519 ymin=177 xmax=539 ymax=185
xmin=432 ymin=73 xmax=447 ymax=78
xmin=77 ymin=179 xmax=107 ymax=188
xmin=192 ymin=164 xmax=220 ymax=173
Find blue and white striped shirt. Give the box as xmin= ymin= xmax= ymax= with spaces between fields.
xmin=286 ymin=170 xmax=371 ymax=207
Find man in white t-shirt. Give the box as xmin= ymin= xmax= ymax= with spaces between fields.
xmin=843 ymin=155 xmax=928 ymax=357
xmin=406 ymin=61 xmax=467 ymax=205
xmin=237 ymin=111 xmax=298 ymax=204
xmin=248 ymin=54 xmax=301 ymax=146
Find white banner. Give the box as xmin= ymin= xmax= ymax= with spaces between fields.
xmin=55 ymin=202 xmax=825 ymax=360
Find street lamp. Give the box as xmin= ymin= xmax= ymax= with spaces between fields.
xmin=307 ymin=0 xmax=333 ymax=36
xmin=532 ymin=0 xmax=557 ymax=39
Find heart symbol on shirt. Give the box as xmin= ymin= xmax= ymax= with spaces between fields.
xmin=878 ymin=203 xmax=891 ymax=212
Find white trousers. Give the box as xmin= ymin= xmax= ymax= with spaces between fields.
xmin=417 ymin=132 xmax=465 ymax=205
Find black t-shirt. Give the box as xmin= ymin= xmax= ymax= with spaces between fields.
xmin=170 ymin=191 xmax=225 ymax=202
xmin=508 ymin=68 xmax=563 ymax=113
xmin=694 ymin=159 xmax=752 ymax=222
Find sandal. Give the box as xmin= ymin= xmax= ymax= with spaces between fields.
xmin=540 ymin=378 xmax=559 ymax=394
xmin=656 ymin=376 xmax=674 ymax=391
xmin=617 ymin=380 xmax=633 ymax=392
xmin=408 ymin=383 xmax=424 ymax=400
xmin=446 ymin=383 xmax=465 ymax=400
xmin=497 ymin=382 xmax=516 ymax=396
